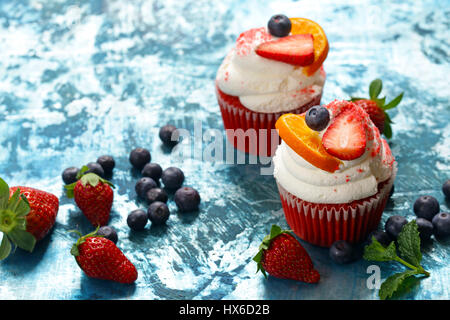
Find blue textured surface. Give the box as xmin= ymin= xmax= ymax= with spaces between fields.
xmin=0 ymin=0 xmax=449 ymax=300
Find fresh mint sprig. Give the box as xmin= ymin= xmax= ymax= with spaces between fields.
xmin=363 ymin=220 xmax=430 ymax=300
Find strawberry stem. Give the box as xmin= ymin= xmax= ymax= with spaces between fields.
xmin=70 ymin=226 xmax=102 ymax=257
xmin=0 ymin=178 xmax=35 ymax=259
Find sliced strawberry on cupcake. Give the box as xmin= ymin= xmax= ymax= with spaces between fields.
xmin=0 ymin=177 xmax=59 ymax=260
xmin=255 ymin=34 xmax=315 ymax=66
xmin=322 ymin=106 xmax=368 ymax=160
xmin=253 ymin=225 xmax=320 ymax=283
xmin=350 ymin=79 xmax=403 ymax=138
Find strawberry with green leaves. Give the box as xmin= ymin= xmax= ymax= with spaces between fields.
xmin=350 ymin=79 xmax=403 ymax=138
xmin=0 ymin=177 xmax=59 ymax=260
xmin=253 ymin=225 xmax=320 ymax=283
xmin=65 ymin=166 xmax=114 ymax=226
xmin=71 ymin=227 xmax=138 ymax=283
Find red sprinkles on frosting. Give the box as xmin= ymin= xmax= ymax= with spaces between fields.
xmin=236 ymin=27 xmax=272 ymax=56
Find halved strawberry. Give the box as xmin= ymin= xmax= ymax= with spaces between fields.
xmin=255 ymin=34 xmax=314 ymax=66
xmin=322 ymin=108 xmax=367 ymax=160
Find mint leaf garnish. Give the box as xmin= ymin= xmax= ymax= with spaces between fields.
xmin=363 ymin=221 xmax=430 ymax=300
xmin=363 ymin=238 xmax=396 ymax=261
xmin=379 ymin=270 xmax=420 ymax=300
xmin=397 ymin=220 xmax=422 ymax=268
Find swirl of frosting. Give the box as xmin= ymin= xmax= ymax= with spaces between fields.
xmin=273 ymin=100 xmax=395 ymax=204
xmin=216 ymin=27 xmax=326 ymax=113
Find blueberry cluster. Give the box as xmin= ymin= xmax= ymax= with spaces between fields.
xmin=60 ymin=124 xmax=201 ymax=239
xmin=62 ymin=155 xmax=116 ymax=184
xmin=127 ymin=146 xmax=201 ymax=231
xmin=329 ymin=180 xmax=450 ymax=264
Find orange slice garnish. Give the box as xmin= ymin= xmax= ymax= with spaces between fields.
xmin=290 ymin=18 xmax=329 ymax=76
xmin=276 ymin=114 xmax=341 ymax=173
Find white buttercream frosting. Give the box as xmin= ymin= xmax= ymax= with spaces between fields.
xmin=216 ymin=27 xmax=326 ymax=113
xmin=273 ymin=101 xmax=395 ymax=204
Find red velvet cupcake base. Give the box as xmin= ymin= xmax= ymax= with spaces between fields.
xmin=216 ymin=84 xmax=322 ymax=157
xmin=276 ymin=168 xmax=396 ymax=247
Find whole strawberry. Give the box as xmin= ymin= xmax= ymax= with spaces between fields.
xmin=0 ymin=177 xmax=59 ymax=260
xmin=71 ymin=228 xmax=138 ymax=283
xmin=253 ymin=225 xmax=320 ymax=283
xmin=65 ymin=167 xmax=114 ymax=226
xmin=351 ymin=79 xmax=403 ymax=138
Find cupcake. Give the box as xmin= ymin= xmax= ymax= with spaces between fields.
xmin=273 ymin=100 xmax=397 ymax=247
xmin=215 ymin=15 xmax=328 ymax=156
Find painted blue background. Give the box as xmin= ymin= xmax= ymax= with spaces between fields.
xmin=0 ymin=0 xmax=449 ymax=299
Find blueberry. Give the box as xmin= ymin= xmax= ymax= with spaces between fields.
xmin=305 ymin=106 xmax=330 ymax=131
xmin=146 ymin=188 xmax=168 ymax=204
xmin=135 ymin=177 xmax=157 ymax=199
xmin=97 ymin=155 xmax=115 ymax=174
xmin=432 ymin=212 xmax=450 ymax=238
xmin=366 ymin=230 xmax=391 ymax=247
xmin=413 ymin=195 xmax=440 ymax=221
xmin=161 ymin=167 xmax=184 ymax=190
xmin=416 ymin=218 xmax=433 ymax=242
xmin=129 ymin=148 xmax=151 ymax=169
xmin=148 ymin=201 xmax=170 ymax=225
xmin=443 ymin=180 xmax=450 ymax=199
xmin=267 ymin=14 xmax=292 ymax=37
xmin=329 ymin=240 xmax=357 ymax=264
xmin=62 ymin=167 xmax=79 ymax=184
xmin=385 ymin=215 xmax=408 ymax=239
xmin=174 ymin=187 xmax=201 ymax=212
xmin=85 ymin=162 xmax=105 ymax=178
xmin=97 ymin=226 xmax=118 ymax=244
xmin=127 ymin=209 xmax=148 ymax=231
xmin=141 ymin=163 xmax=163 ymax=181
xmin=159 ymin=125 xmax=179 ymax=147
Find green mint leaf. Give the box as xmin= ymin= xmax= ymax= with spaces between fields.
xmin=397 ymin=220 xmax=422 ymax=268
xmin=7 ymin=229 xmax=36 ymax=252
xmin=369 ymin=79 xmax=383 ymax=100
xmin=0 ymin=234 xmax=12 ymax=260
xmin=379 ymin=270 xmax=420 ymax=300
xmin=383 ymin=92 xmax=403 ymax=110
xmin=0 ymin=178 xmax=10 ymax=210
xmin=363 ymin=238 xmax=397 ymax=262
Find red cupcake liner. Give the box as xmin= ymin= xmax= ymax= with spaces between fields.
xmin=216 ymin=84 xmax=322 ymax=157
xmin=277 ymin=165 xmax=397 ymax=247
